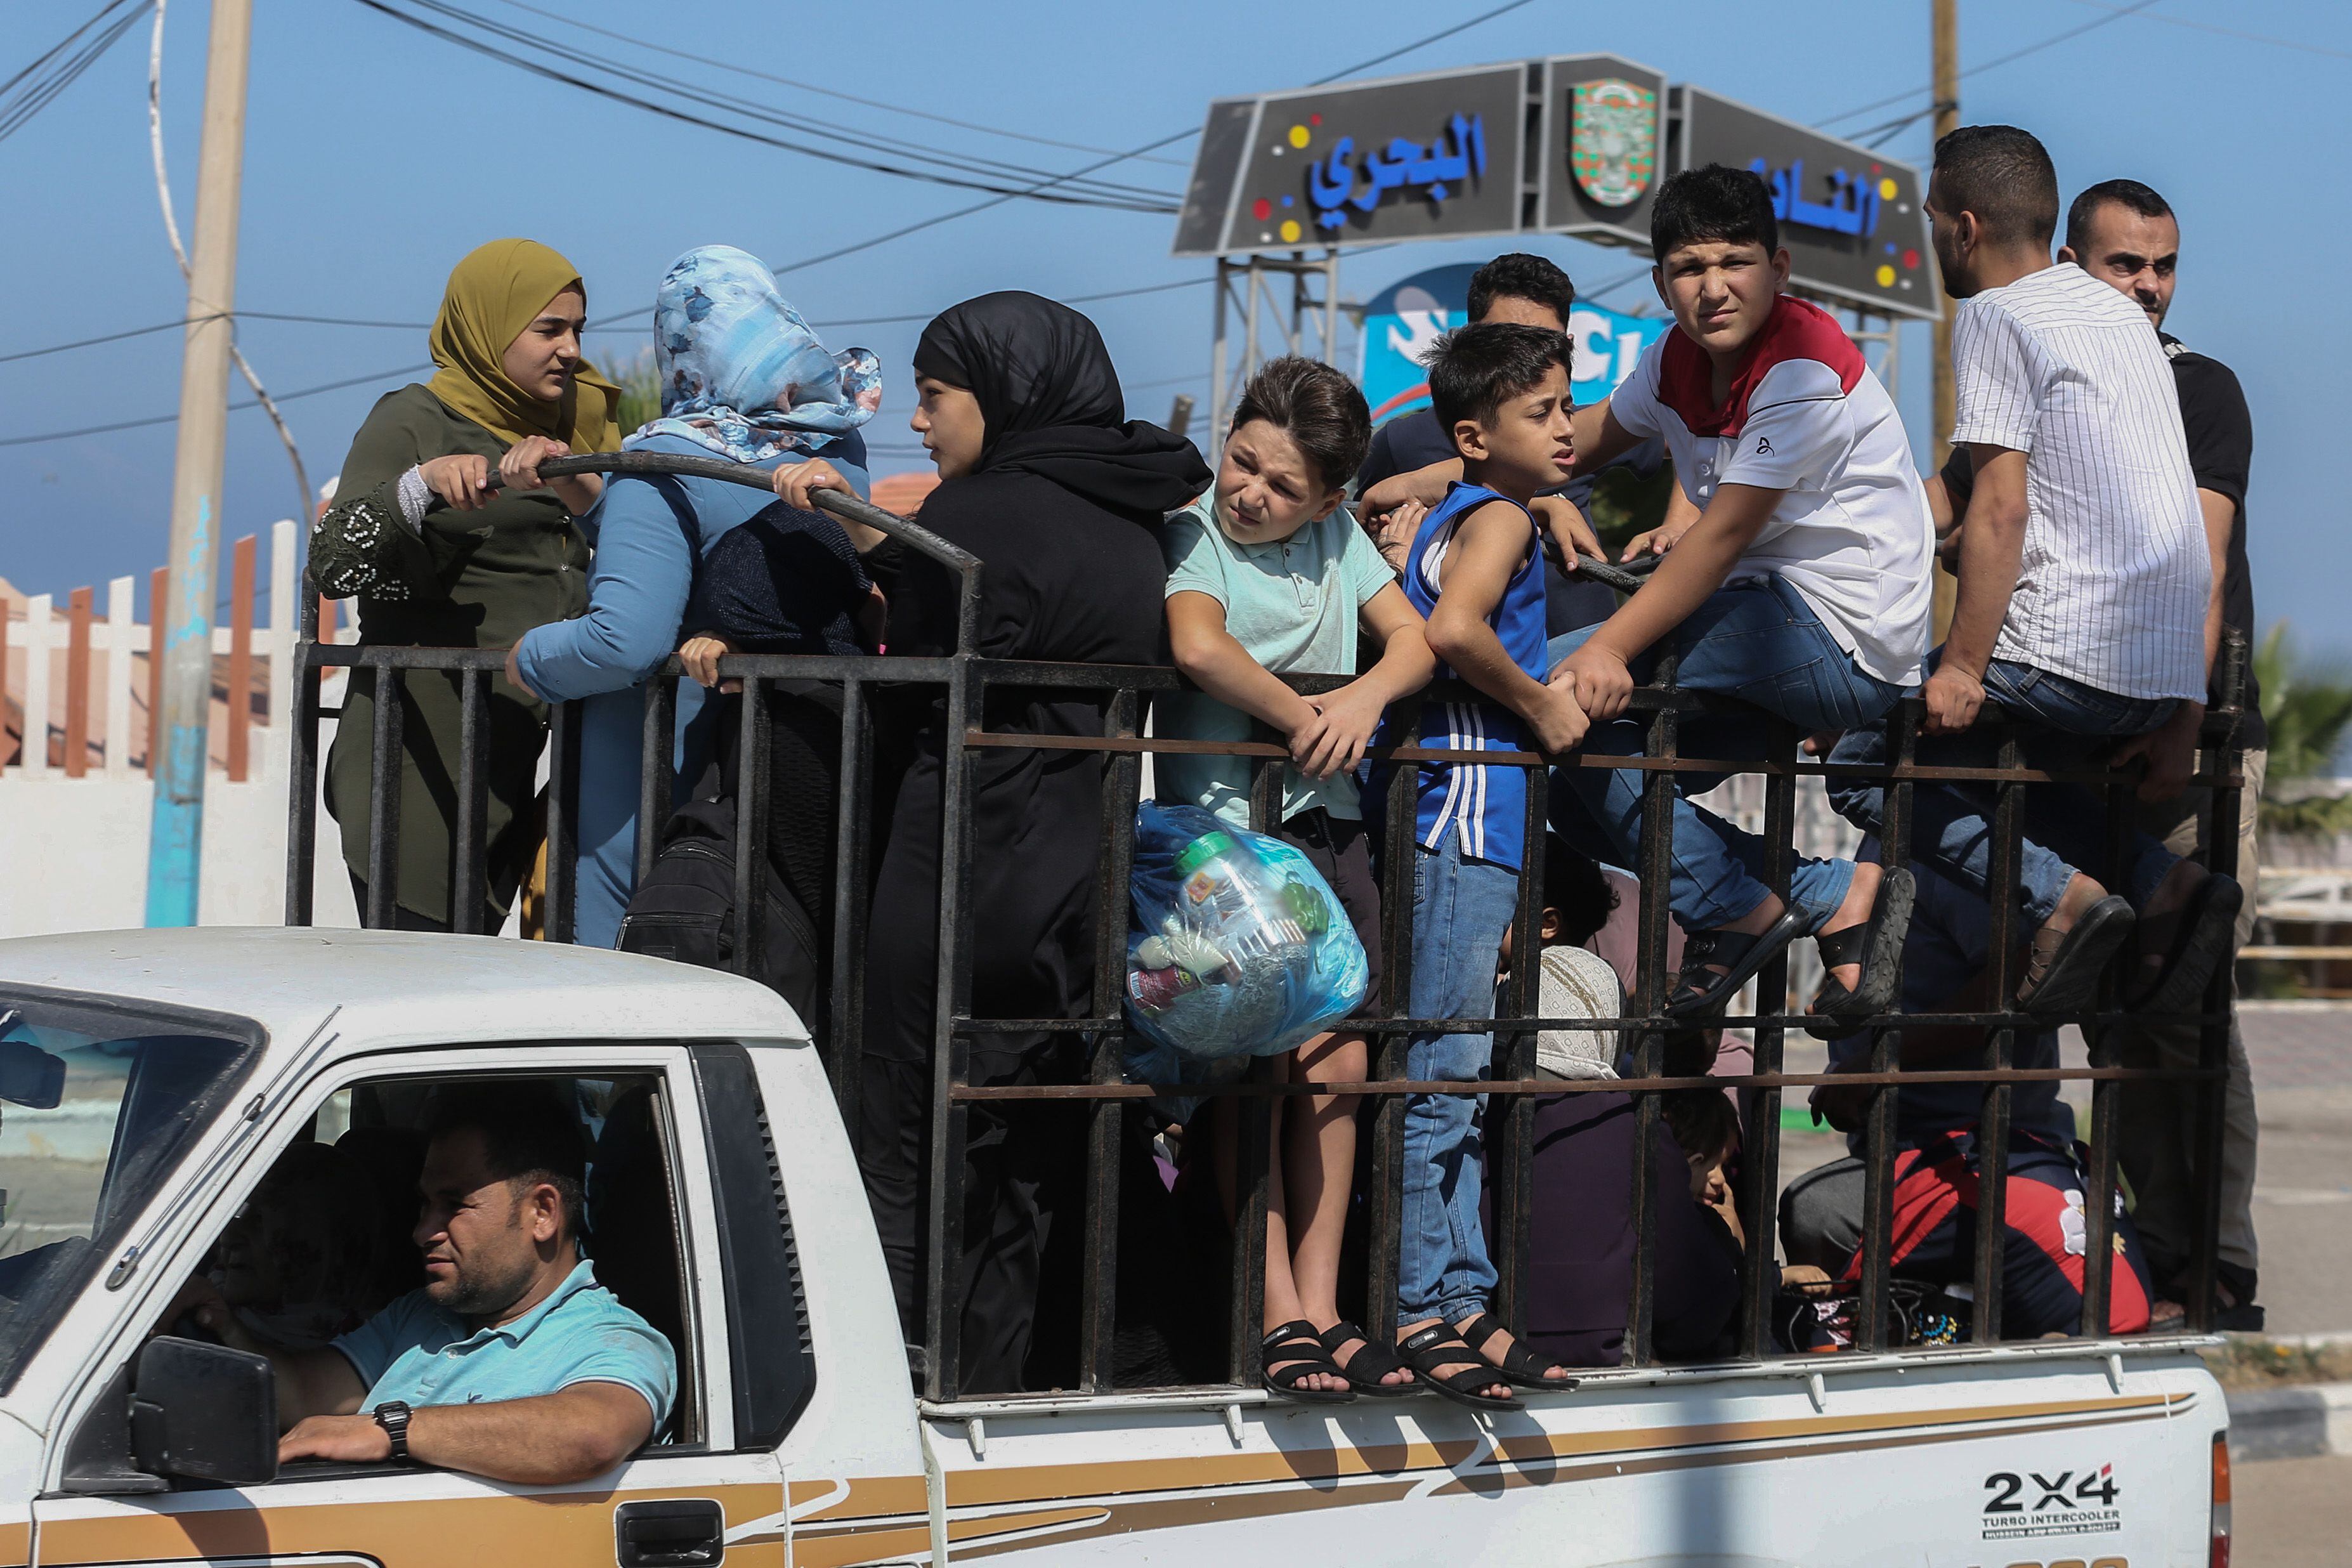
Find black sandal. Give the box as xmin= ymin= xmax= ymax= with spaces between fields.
xmin=2128 ymin=873 xmax=2243 ymax=1017
xmin=1396 ymin=1323 xmax=1521 ymax=1411
xmin=1456 ymin=1312 xmax=1576 ymax=1392
xmin=2016 ymin=894 xmax=2134 ymax=1016
xmin=1316 ymin=1320 xmax=1416 ymax=1397
xmin=1666 ymin=908 xmax=1810 ymax=1021
xmin=1261 ymin=1319 xmax=1356 ymax=1403
xmin=1805 ymin=867 xmax=1917 ymax=1040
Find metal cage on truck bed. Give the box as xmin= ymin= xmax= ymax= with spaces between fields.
xmin=282 ymin=453 xmax=2248 ymax=1404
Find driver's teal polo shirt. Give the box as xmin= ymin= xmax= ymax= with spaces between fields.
xmin=332 ymin=1257 xmax=676 ymax=1426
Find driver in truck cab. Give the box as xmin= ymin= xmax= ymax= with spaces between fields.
xmin=167 ymin=1084 xmax=677 ymax=1486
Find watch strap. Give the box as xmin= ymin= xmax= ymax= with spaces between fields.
xmin=372 ymin=1401 xmax=412 ymax=1462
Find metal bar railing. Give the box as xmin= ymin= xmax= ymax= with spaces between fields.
xmin=288 ymin=452 xmax=2249 ymax=1402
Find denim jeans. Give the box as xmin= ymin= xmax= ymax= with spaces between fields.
xmin=572 ymin=677 xmax=717 ymax=948
xmin=1396 ymin=835 xmax=1520 ymax=1328
xmin=1547 ymin=577 xmax=1907 ymax=932
xmin=1826 ymin=653 xmax=2178 ymax=926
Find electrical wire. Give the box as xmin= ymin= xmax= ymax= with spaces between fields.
xmin=150 ymin=0 xmax=313 ymax=519
xmin=347 ymin=0 xmax=1182 ymax=212
xmin=479 ymin=0 xmax=1191 ymax=167
xmin=0 ymin=0 xmax=145 ymax=145
xmin=2060 ymin=0 xmax=2352 ymax=63
xmin=1816 ymin=0 xmax=2160 ymax=131
xmin=395 ymin=0 xmax=1182 ymax=207
xmin=4 ymin=0 xmax=1544 ymax=447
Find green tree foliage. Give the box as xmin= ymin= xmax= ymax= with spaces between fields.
xmin=2254 ymin=623 xmax=2352 ymax=837
xmin=613 ymin=349 xmax=660 ymax=435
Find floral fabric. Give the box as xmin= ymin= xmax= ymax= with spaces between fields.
xmin=628 ymin=244 xmax=880 ymax=462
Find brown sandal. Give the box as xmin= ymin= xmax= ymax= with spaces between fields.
xmin=2015 ymin=895 xmax=2134 ymax=1015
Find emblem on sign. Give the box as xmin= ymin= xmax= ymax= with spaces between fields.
xmin=1569 ymin=79 xmax=1657 ymax=208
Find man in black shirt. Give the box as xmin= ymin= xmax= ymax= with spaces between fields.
xmin=1354 ymin=252 xmax=1697 ymax=637
xmin=2060 ymin=178 xmax=2263 ymax=1328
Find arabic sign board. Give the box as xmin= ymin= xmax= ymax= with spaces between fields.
xmin=1171 ymin=64 xmax=1527 ymax=257
xmin=1359 ymin=262 xmax=1668 ymax=427
xmin=1672 ymin=86 xmax=1936 ymax=320
xmin=1538 ymin=55 xmax=1668 ymax=247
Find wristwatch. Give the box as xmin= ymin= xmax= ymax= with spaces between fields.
xmin=371 ymin=1401 xmax=414 ymax=1462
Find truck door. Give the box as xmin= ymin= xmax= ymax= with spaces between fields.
xmin=30 ymin=1046 xmax=788 ymax=1568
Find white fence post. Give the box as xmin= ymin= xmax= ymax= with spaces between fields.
xmin=104 ymin=577 xmax=134 ymax=778
xmin=21 ymin=595 xmax=50 ymax=779
xmin=268 ymin=519 xmax=294 ymax=778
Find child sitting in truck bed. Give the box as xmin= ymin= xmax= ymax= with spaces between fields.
xmin=1158 ymin=356 xmax=1432 ymax=1401
xmin=1545 ymin=162 xmax=1937 ymax=1034
xmin=1365 ymin=322 xmax=1590 ymax=1411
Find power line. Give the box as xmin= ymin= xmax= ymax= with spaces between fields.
xmin=1 ymin=0 xmax=1544 ymax=446
xmin=0 ymin=0 xmax=145 ymax=145
xmin=398 ymin=0 xmax=1180 ymax=207
xmin=0 ymin=359 xmax=427 ymax=448
xmin=0 ymin=314 xmax=219 ymax=366
xmin=479 ymin=0 xmax=1192 ymax=167
xmin=346 ymin=0 xmax=1182 ymax=212
xmin=2060 ymin=0 xmax=2352 ymax=63
xmin=1817 ymin=0 xmax=2160 ymax=130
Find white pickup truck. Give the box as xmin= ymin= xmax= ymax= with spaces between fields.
xmin=0 ymin=925 xmax=2228 ymax=1567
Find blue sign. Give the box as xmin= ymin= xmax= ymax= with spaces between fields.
xmin=1357 ymin=263 xmax=1669 ymax=426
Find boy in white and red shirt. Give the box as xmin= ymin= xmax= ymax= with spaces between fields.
xmin=1549 ymin=162 xmax=1936 ymax=1031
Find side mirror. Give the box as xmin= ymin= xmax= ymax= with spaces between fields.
xmin=131 ymin=1336 xmax=278 ymax=1486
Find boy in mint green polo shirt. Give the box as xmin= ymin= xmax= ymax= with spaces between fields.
xmin=1161 ymin=356 xmax=1433 ymax=1402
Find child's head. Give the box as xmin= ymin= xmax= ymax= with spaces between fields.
xmin=1661 ymin=1088 xmax=1741 ymax=1205
xmin=1540 ymin=833 xmax=1617 ymax=948
xmin=1213 ymin=356 xmax=1371 ymax=547
xmin=1468 ymin=252 xmax=1578 ymax=331
xmin=1425 ymin=322 xmax=1575 ymax=499
xmin=1649 ymin=164 xmax=1791 ymax=364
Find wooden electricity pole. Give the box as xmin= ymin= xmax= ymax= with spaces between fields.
xmin=147 ymin=0 xmax=252 ymax=926
xmin=1931 ymin=0 xmax=1959 ymax=464
xmin=1930 ymin=0 xmax=1961 ymax=636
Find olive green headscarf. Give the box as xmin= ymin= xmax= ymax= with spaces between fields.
xmin=424 ymin=238 xmax=622 ymax=454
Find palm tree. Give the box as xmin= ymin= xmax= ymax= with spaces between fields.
xmin=2254 ymin=623 xmax=2352 ymax=837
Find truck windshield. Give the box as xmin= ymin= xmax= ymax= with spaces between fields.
xmin=0 ymin=995 xmax=257 ymax=1394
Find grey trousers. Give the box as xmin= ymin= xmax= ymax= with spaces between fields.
xmin=2114 ymin=748 xmax=2264 ymax=1281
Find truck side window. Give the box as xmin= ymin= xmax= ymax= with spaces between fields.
xmin=691 ymin=1043 xmax=815 ymax=1446
xmin=63 ymin=1068 xmax=707 ymax=1492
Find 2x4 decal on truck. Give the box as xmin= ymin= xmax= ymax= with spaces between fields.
xmin=1982 ymin=1463 xmax=2123 ymax=1541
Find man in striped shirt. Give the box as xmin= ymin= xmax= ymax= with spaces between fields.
xmin=1827 ymin=126 xmax=2238 ymax=1019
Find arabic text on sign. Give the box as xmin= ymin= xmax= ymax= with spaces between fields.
xmin=1307 ymin=113 xmax=1487 ymax=228
xmin=1747 ymin=157 xmax=1883 ymax=239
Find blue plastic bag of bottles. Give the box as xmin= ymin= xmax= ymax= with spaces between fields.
xmin=1122 ymin=802 xmax=1368 ymax=1084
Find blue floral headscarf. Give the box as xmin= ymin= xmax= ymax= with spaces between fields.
xmin=625 ymin=244 xmax=882 ymax=462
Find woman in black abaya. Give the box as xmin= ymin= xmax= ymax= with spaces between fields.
xmin=775 ymin=293 xmax=1210 ymax=1392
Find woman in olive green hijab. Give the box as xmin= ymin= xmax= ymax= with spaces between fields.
xmin=312 ymin=238 xmax=622 ymax=931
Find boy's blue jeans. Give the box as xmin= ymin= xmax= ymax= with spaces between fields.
xmin=1397 ymin=833 xmax=1519 ymax=1330
xmin=1827 ymin=653 xmax=2179 ymax=925
xmin=1546 ymin=577 xmax=1907 ymax=933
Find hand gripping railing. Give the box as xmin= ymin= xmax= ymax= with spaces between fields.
xmin=285 ymin=457 xmax=2247 ymax=1402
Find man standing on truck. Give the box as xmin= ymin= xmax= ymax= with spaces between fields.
xmin=1826 ymin=125 xmax=2232 ymax=1020
xmin=173 ymin=1085 xmax=677 ymax=1485
xmin=2060 ymin=178 xmax=2264 ymax=1330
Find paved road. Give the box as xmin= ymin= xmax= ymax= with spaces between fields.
xmin=2234 ymin=1452 xmax=2352 ymax=1567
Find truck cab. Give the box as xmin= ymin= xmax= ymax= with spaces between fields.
xmin=0 ymin=926 xmax=2230 ymax=1567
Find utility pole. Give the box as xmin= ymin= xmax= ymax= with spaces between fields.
xmin=1930 ymin=0 xmax=1959 ymax=464
xmin=1930 ymin=0 xmax=1961 ymax=636
xmin=147 ymin=0 xmax=252 ymax=927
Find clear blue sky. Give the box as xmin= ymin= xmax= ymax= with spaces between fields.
xmin=2 ymin=0 xmax=2341 ymax=663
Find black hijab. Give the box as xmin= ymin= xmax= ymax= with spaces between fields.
xmin=912 ymin=291 xmax=1207 ymax=516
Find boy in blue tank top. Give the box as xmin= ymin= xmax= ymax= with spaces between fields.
xmin=1366 ymin=322 xmax=1587 ymax=1409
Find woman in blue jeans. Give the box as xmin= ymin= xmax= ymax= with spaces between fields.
xmin=1547 ymin=574 xmax=1911 ymax=1029
xmin=509 ymin=245 xmax=879 ymax=946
